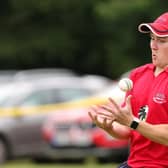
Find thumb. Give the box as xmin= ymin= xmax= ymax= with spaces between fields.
xmin=125 ymin=95 xmax=132 ymax=112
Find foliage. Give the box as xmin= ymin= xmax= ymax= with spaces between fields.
xmin=0 ymin=0 xmax=168 ymax=78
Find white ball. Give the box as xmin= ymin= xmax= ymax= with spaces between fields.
xmin=118 ymin=78 xmax=133 ymax=92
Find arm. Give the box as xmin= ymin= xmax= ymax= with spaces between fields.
xmin=106 ymin=121 xmax=131 ymax=139
xmin=102 ymin=96 xmax=168 ymax=146
xmin=136 ymin=122 xmax=168 ymax=146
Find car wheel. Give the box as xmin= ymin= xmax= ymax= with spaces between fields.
xmin=0 ymin=139 xmax=7 ymax=164
xmin=97 ymin=157 xmax=112 ymax=163
xmin=32 ymin=157 xmax=53 ymax=163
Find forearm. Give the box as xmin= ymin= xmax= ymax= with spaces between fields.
xmin=136 ymin=121 xmax=168 ymax=146
xmin=105 ymin=121 xmax=131 ymax=139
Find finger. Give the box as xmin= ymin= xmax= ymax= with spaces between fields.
xmin=103 ymin=117 xmax=107 ymax=126
xmin=88 ymin=111 xmax=96 ymax=121
xmin=90 ymin=105 xmax=98 ymax=112
xmin=103 ymin=118 xmax=111 ymax=125
xmin=106 ymin=119 xmax=114 ymax=126
xmin=91 ymin=104 xmax=114 ymax=118
xmin=108 ymin=97 xmax=120 ymax=111
xmin=103 ymin=118 xmax=114 ymax=128
xmin=94 ymin=116 xmax=105 ymax=128
xmin=99 ymin=115 xmax=114 ymax=121
xmin=125 ymin=95 xmax=132 ymax=111
xmin=89 ymin=113 xmax=100 ymax=127
xmin=96 ymin=110 xmax=114 ymax=119
xmin=100 ymin=105 xmax=112 ymax=113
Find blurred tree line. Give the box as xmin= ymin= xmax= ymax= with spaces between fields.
xmin=0 ymin=0 xmax=168 ymax=79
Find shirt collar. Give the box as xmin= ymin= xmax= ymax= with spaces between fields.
xmin=148 ymin=63 xmax=168 ymax=73
xmin=164 ymin=66 xmax=168 ymax=73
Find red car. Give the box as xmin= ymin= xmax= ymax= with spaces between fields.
xmin=42 ymin=102 xmax=129 ymax=163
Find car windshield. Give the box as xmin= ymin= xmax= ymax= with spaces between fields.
xmin=0 ymin=84 xmax=32 ymax=107
xmin=0 ymin=87 xmax=92 ymax=107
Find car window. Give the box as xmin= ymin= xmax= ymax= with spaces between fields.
xmin=20 ymin=88 xmax=92 ymax=106
xmin=1 ymin=88 xmax=92 ymax=107
xmin=0 ymin=86 xmax=32 ymax=107
xmin=18 ymin=90 xmax=55 ymax=106
xmin=57 ymin=88 xmax=91 ymax=102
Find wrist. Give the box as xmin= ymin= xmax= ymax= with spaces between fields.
xmin=130 ymin=117 xmax=140 ymax=130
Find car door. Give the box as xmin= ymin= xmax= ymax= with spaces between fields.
xmin=7 ymin=88 xmax=62 ymax=156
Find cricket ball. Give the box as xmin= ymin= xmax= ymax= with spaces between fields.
xmin=118 ymin=78 xmax=133 ymax=92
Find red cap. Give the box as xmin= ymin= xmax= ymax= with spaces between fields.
xmin=138 ymin=12 xmax=168 ymax=37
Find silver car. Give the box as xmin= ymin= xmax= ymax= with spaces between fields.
xmin=0 ymin=76 xmax=109 ymax=164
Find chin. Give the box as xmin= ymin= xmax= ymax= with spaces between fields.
xmin=152 ymin=61 xmax=157 ymax=66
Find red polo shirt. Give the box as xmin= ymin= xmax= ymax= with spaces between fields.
xmin=127 ymin=64 xmax=168 ymax=168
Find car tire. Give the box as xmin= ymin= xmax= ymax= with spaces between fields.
xmin=97 ymin=157 xmax=112 ymax=163
xmin=0 ymin=139 xmax=7 ymax=164
xmin=32 ymin=157 xmax=53 ymax=163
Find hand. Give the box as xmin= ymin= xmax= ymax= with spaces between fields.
xmin=88 ymin=103 xmax=132 ymax=139
xmin=98 ymin=95 xmax=134 ymax=127
xmin=88 ymin=105 xmax=115 ymax=131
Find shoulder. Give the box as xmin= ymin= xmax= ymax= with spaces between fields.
xmin=129 ymin=63 xmax=153 ymax=79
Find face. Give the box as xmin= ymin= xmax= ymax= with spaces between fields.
xmin=150 ymin=33 xmax=168 ymax=69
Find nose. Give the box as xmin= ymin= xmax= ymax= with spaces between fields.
xmin=150 ymin=40 xmax=158 ymax=50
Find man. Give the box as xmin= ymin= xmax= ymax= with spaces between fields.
xmin=88 ymin=12 xmax=168 ymax=168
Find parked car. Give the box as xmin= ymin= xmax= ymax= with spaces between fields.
xmin=41 ymin=82 xmax=129 ymax=163
xmin=81 ymin=74 xmax=113 ymax=92
xmin=13 ymin=68 xmax=77 ymax=81
xmin=0 ymin=76 xmax=109 ymax=164
xmin=0 ymin=70 xmax=18 ymax=86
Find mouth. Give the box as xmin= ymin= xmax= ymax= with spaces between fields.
xmin=152 ymin=54 xmax=157 ymax=61
xmin=152 ymin=53 xmax=156 ymax=58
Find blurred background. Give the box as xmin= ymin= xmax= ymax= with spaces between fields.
xmin=0 ymin=0 xmax=168 ymax=168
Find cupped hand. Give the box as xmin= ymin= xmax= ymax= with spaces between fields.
xmin=88 ymin=105 xmax=114 ymax=131
xmin=98 ymin=95 xmax=134 ymax=127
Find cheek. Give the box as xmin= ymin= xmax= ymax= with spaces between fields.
xmin=162 ymin=48 xmax=168 ymax=57
xmin=161 ymin=50 xmax=168 ymax=65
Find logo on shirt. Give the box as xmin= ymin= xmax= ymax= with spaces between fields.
xmin=138 ymin=105 xmax=149 ymax=121
xmin=153 ymin=93 xmax=167 ymax=104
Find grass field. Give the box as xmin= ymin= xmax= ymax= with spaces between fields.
xmin=3 ymin=159 xmax=120 ymax=168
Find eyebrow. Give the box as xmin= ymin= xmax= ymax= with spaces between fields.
xmin=150 ymin=33 xmax=168 ymax=40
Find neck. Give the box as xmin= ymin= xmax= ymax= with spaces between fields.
xmin=154 ymin=67 xmax=165 ymax=76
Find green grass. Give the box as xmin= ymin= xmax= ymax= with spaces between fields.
xmin=2 ymin=159 xmax=120 ymax=168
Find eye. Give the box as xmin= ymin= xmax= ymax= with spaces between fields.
xmin=158 ymin=38 xmax=167 ymax=43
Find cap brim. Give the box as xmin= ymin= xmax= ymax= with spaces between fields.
xmin=138 ymin=23 xmax=168 ymax=37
